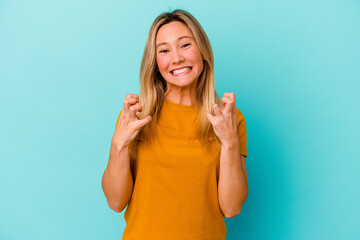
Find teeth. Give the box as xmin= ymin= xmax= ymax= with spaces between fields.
xmin=172 ymin=67 xmax=191 ymax=75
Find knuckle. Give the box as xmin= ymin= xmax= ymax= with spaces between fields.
xmin=126 ymin=93 xmax=139 ymax=100
xmin=224 ymin=92 xmax=235 ymax=98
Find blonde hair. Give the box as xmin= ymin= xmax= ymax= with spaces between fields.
xmin=130 ymin=9 xmax=222 ymax=160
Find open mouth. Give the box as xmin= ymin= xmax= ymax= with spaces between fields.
xmin=170 ymin=67 xmax=192 ymax=75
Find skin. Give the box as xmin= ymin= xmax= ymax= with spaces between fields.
xmin=156 ymin=21 xmax=203 ymax=105
xmin=102 ymin=20 xmax=248 ymax=218
xmin=207 ymin=93 xmax=248 ymax=218
xmin=102 ymin=94 xmax=152 ymax=213
xmin=156 ymin=21 xmax=248 ymax=218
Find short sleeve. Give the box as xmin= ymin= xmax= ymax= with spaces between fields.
xmin=115 ymin=109 xmax=123 ymax=130
xmin=236 ymin=108 xmax=247 ymax=158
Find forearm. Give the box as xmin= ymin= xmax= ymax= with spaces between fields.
xmin=102 ymin=144 xmax=134 ymax=213
xmin=218 ymin=139 xmax=248 ymax=218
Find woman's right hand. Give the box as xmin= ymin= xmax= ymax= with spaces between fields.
xmin=111 ymin=94 xmax=152 ymax=149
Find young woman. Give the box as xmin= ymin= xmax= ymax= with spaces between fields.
xmin=102 ymin=9 xmax=248 ymax=240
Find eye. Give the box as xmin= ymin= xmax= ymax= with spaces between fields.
xmin=159 ymin=49 xmax=168 ymax=53
xmin=181 ymin=43 xmax=191 ymax=48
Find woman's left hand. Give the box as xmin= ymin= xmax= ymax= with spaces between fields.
xmin=206 ymin=92 xmax=239 ymax=146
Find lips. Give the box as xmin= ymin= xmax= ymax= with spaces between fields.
xmin=170 ymin=66 xmax=192 ymax=75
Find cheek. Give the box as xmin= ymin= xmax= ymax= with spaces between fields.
xmin=199 ymin=60 xmax=204 ymax=72
xmin=156 ymin=57 xmax=168 ymax=71
xmin=188 ymin=49 xmax=203 ymax=65
xmin=192 ymin=52 xmax=203 ymax=71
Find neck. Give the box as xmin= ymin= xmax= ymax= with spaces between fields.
xmin=164 ymin=82 xmax=198 ymax=105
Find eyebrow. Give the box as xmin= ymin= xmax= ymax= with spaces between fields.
xmin=156 ymin=36 xmax=193 ymax=49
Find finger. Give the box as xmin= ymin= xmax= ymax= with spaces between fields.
xmin=223 ymin=92 xmax=236 ymax=102
xmin=135 ymin=116 xmax=152 ymax=128
xmin=223 ymin=93 xmax=236 ymax=112
xmin=206 ymin=112 xmax=216 ymax=125
xmin=126 ymin=94 xmax=139 ymax=101
xmin=212 ymin=104 xmax=223 ymax=118
xmin=128 ymin=103 xmax=142 ymax=118
xmin=222 ymin=96 xmax=235 ymax=114
xmin=123 ymin=98 xmax=138 ymax=113
xmin=221 ymin=96 xmax=232 ymax=105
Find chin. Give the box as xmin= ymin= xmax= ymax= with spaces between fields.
xmin=166 ymin=75 xmax=198 ymax=87
xmin=168 ymin=80 xmax=197 ymax=88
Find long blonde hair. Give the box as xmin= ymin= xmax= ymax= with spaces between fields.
xmin=130 ymin=9 xmax=222 ymax=160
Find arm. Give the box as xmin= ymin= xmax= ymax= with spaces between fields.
xmin=102 ymin=144 xmax=134 ymax=213
xmin=101 ymin=94 xmax=151 ymax=212
xmin=206 ymin=92 xmax=248 ymax=218
xmin=218 ymin=141 xmax=248 ymax=218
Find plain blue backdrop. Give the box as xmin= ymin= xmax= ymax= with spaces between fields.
xmin=1 ymin=0 xmax=359 ymax=239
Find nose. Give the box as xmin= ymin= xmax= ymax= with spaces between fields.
xmin=172 ymin=49 xmax=184 ymax=64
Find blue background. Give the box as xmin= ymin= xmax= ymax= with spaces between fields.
xmin=1 ymin=0 xmax=359 ymax=239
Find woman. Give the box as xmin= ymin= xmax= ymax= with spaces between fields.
xmin=102 ymin=9 xmax=248 ymax=240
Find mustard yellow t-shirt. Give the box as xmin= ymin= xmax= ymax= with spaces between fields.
xmin=115 ymin=98 xmax=247 ymax=240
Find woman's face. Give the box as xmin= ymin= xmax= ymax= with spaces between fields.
xmin=155 ymin=21 xmax=204 ymax=90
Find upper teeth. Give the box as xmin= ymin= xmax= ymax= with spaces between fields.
xmin=172 ymin=67 xmax=191 ymax=75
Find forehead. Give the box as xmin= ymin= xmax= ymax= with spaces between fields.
xmin=156 ymin=21 xmax=194 ymax=44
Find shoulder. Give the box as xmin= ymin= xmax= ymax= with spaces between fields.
xmin=235 ymin=107 xmax=246 ymax=125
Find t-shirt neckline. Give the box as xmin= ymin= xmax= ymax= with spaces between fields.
xmin=163 ymin=98 xmax=200 ymax=112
